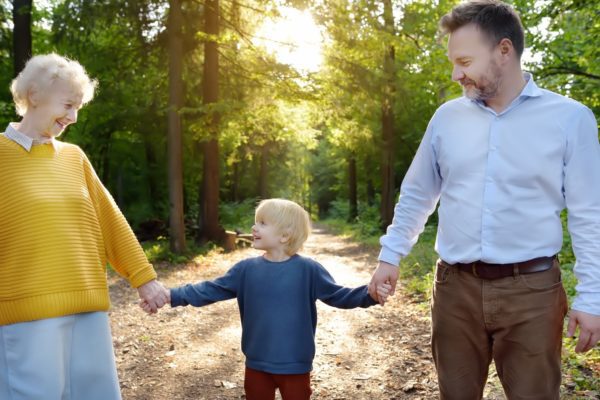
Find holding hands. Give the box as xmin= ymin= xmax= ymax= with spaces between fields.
xmin=137 ymin=279 xmax=170 ymax=314
xmin=369 ymin=261 xmax=399 ymax=305
xmin=374 ymin=281 xmax=393 ymax=304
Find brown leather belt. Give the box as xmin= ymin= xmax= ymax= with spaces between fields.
xmin=441 ymin=256 xmax=556 ymax=280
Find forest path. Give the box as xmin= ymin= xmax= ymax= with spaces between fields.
xmin=109 ymin=225 xmax=507 ymax=399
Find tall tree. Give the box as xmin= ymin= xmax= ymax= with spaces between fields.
xmin=348 ymin=155 xmax=357 ymax=221
xmin=198 ymin=0 xmax=224 ymax=243
xmin=380 ymin=0 xmax=396 ymax=230
xmin=167 ymin=0 xmax=186 ymax=253
xmin=12 ymin=0 xmax=32 ymax=76
xmin=258 ymin=142 xmax=269 ymax=199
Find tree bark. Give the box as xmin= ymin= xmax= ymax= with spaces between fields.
xmin=258 ymin=143 xmax=269 ymax=199
xmin=348 ymin=156 xmax=358 ymax=222
xmin=380 ymin=0 xmax=396 ymax=231
xmin=167 ymin=0 xmax=186 ymax=253
xmin=198 ymin=0 xmax=223 ymax=243
xmin=12 ymin=0 xmax=32 ymax=77
xmin=230 ymin=159 xmax=239 ymax=202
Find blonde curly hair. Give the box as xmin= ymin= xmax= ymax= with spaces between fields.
xmin=10 ymin=53 xmax=97 ymax=116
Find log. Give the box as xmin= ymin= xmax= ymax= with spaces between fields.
xmin=223 ymin=230 xmax=237 ymax=252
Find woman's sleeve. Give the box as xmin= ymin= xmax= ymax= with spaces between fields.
xmin=82 ymin=152 xmax=157 ymax=288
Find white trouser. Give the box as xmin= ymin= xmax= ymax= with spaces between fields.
xmin=0 ymin=311 xmax=121 ymax=400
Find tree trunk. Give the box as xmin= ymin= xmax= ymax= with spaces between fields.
xmin=167 ymin=0 xmax=186 ymax=253
xmin=142 ymin=121 xmax=161 ymax=216
xmin=230 ymin=160 xmax=239 ymax=202
xmin=258 ymin=143 xmax=269 ymax=199
xmin=367 ymin=178 xmax=375 ymax=206
xmin=380 ymin=0 xmax=396 ymax=231
xmin=12 ymin=0 xmax=32 ymax=77
xmin=348 ymin=156 xmax=358 ymax=222
xmin=198 ymin=0 xmax=223 ymax=243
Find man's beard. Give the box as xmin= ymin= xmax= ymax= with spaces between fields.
xmin=462 ymin=63 xmax=501 ymax=101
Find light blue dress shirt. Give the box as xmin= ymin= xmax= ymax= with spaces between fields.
xmin=379 ymin=74 xmax=600 ymax=315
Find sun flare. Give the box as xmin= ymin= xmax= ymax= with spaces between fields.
xmin=253 ymin=7 xmax=324 ymax=73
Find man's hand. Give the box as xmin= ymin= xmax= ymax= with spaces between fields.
xmin=368 ymin=261 xmax=399 ymax=305
xmin=137 ymin=279 xmax=170 ymax=314
xmin=567 ymin=309 xmax=600 ymax=353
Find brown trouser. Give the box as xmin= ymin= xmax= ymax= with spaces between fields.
xmin=431 ymin=259 xmax=568 ymax=400
xmin=244 ymin=367 xmax=312 ymax=400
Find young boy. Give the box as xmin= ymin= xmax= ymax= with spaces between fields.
xmin=147 ymin=199 xmax=391 ymax=400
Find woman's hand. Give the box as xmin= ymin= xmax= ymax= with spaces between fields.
xmin=137 ymin=279 xmax=170 ymax=314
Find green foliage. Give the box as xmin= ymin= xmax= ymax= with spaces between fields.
xmin=142 ymin=236 xmax=214 ymax=264
xmin=323 ymin=199 xmax=383 ymax=245
xmin=398 ymin=224 xmax=438 ymax=301
xmin=562 ymin=336 xmax=600 ymax=393
xmin=514 ymin=0 xmax=600 ymax=114
xmin=219 ymin=199 xmax=258 ymax=233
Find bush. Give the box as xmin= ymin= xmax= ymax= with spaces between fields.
xmin=355 ymin=202 xmax=382 ymax=238
xmin=141 ymin=236 xmax=214 ymax=264
xmin=219 ymin=199 xmax=258 ymax=233
xmin=322 ymin=200 xmax=382 ymax=246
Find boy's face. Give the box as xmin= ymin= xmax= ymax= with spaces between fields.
xmin=252 ymin=217 xmax=287 ymax=253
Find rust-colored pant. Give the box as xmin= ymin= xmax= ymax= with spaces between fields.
xmin=431 ymin=259 xmax=568 ymax=400
xmin=244 ymin=367 xmax=312 ymax=400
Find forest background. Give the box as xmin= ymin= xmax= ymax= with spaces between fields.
xmin=1 ymin=0 xmax=598 ymax=392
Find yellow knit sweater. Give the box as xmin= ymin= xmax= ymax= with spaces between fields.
xmin=0 ymin=134 xmax=157 ymax=325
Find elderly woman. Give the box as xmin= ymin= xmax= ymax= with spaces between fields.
xmin=0 ymin=53 xmax=169 ymax=399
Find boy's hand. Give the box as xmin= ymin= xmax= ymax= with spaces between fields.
xmin=373 ymin=281 xmax=393 ymax=304
xmin=139 ymin=290 xmax=171 ymax=315
xmin=369 ymin=261 xmax=399 ymax=305
xmin=139 ymin=299 xmax=154 ymax=314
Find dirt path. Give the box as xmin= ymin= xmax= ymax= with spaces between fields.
xmin=108 ymin=226 xmax=503 ymax=399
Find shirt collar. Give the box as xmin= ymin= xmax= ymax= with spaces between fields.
xmin=4 ymin=123 xmax=57 ymax=152
xmin=520 ymin=72 xmax=543 ymax=99
xmin=471 ymin=72 xmax=543 ymax=115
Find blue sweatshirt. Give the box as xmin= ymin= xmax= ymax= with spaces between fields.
xmin=170 ymin=254 xmax=377 ymax=374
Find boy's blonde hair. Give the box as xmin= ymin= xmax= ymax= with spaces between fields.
xmin=10 ymin=53 xmax=97 ymax=116
xmin=255 ymin=199 xmax=311 ymax=255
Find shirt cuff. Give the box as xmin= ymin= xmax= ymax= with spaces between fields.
xmin=170 ymin=288 xmax=183 ymax=307
xmin=571 ymin=293 xmax=600 ymax=316
xmin=378 ymin=247 xmax=403 ymax=267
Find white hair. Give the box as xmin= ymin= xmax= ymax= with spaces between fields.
xmin=10 ymin=53 xmax=97 ymax=116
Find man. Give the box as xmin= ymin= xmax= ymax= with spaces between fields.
xmin=368 ymin=1 xmax=600 ymax=399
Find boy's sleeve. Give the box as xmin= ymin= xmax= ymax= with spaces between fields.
xmin=313 ymin=262 xmax=377 ymax=309
xmin=170 ymin=262 xmax=243 ymax=307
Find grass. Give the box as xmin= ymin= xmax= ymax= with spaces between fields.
xmin=141 ymin=236 xmax=216 ymax=264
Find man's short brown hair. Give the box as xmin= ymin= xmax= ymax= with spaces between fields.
xmin=440 ymin=0 xmax=525 ymax=58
